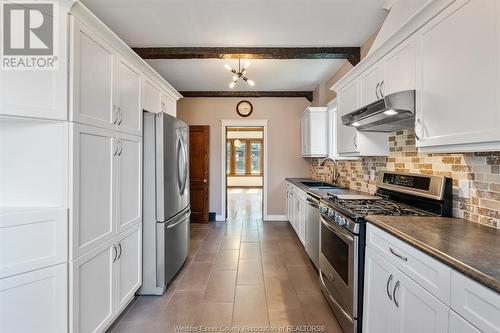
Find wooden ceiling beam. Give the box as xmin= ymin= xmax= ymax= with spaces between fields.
xmin=133 ymin=47 xmax=361 ymax=66
xmin=179 ymin=91 xmax=314 ymax=102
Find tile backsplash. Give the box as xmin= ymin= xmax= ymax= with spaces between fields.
xmin=310 ymin=129 xmax=500 ymax=228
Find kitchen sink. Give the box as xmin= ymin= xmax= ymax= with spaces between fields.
xmin=300 ymin=181 xmax=333 ymax=187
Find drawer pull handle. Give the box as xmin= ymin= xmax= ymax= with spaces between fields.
xmin=386 ymin=274 xmax=393 ymax=301
xmin=393 ymin=281 xmax=400 ymax=308
xmin=389 ymin=247 xmax=408 ymax=262
xmin=112 ymin=245 xmax=118 ymax=263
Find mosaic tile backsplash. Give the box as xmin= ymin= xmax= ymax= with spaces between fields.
xmin=310 ymin=129 xmax=500 ymax=228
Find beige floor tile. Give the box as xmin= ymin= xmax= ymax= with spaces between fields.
xmin=237 ymin=260 xmax=263 ymax=285
xmin=220 ymin=235 xmax=241 ymax=250
xmin=233 ymin=285 xmax=269 ymax=327
xmin=214 ymin=249 xmax=239 ymax=270
xmin=151 ymin=290 xmax=204 ymax=332
xmin=192 ymin=302 xmax=233 ymax=327
xmin=264 ymin=278 xmax=301 ymax=310
xmin=203 ymin=270 xmax=237 ymax=303
xmin=239 ymin=242 xmax=261 ymax=260
xmin=268 ymin=307 xmax=307 ymax=327
xmin=297 ymin=292 xmax=343 ymax=332
xmin=287 ymin=265 xmax=321 ymax=295
xmin=177 ymin=262 xmax=213 ymax=290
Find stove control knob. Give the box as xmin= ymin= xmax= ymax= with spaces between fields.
xmin=336 ymin=216 xmax=347 ymax=226
xmin=328 ymin=210 xmax=335 ymax=218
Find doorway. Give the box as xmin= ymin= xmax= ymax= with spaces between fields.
xmin=225 ymin=126 xmax=264 ymax=220
xmin=189 ymin=125 xmax=209 ymax=223
xmin=218 ymin=119 xmax=267 ymax=221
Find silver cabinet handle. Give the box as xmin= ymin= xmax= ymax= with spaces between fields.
xmin=117 ymin=243 xmax=122 ymax=260
xmin=393 ymin=280 xmax=400 ymax=307
xmin=112 ymin=106 xmax=118 ymax=124
xmin=389 ymin=247 xmax=408 ymax=262
xmin=113 ymin=138 xmax=118 ymax=156
xmin=353 ymin=134 xmax=358 ymax=149
xmin=375 ymin=82 xmax=380 ymax=99
xmin=415 ymin=118 xmax=423 ymax=141
xmin=380 ymin=81 xmax=385 ymax=97
xmin=117 ymin=139 xmax=123 ymax=156
xmin=112 ymin=245 xmax=118 ymax=263
xmin=386 ymin=274 xmax=393 ymax=301
xmin=117 ymin=107 xmax=123 ymax=125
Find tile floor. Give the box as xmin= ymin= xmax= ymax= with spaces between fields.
xmin=109 ymin=189 xmax=342 ymax=333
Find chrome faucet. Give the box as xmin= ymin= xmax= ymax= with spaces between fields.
xmin=319 ymin=157 xmax=340 ymax=185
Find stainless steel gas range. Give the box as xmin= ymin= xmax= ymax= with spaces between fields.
xmin=319 ymin=172 xmax=452 ymax=333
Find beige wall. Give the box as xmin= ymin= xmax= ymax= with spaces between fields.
xmin=312 ymin=28 xmax=380 ymax=107
xmin=177 ymin=97 xmax=311 ymax=217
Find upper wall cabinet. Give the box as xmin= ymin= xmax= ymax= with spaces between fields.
xmin=70 ymin=18 xmax=115 ymax=130
xmin=161 ymin=92 xmax=177 ymax=117
xmin=142 ymin=77 xmax=162 ymax=114
xmin=115 ymin=57 xmax=142 ymax=136
xmin=415 ymin=0 xmax=500 ymax=152
xmin=300 ymin=107 xmax=328 ymax=158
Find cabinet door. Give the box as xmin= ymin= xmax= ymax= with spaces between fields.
xmin=116 ymin=224 xmax=142 ymax=313
xmin=0 ymin=263 xmax=67 ymax=333
xmin=142 ymin=77 xmax=161 ymax=113
xmin=337 ymin=80 xmax=360 ymax=154
xmin=115 ymin=56 xmax=142 ymax=136
xmin=161 ymin=92 xmax=177 ymax=117
xmin=70 ymin=18 xmax=115 ymax=130
xmin=71 ymin=124 xmax=116 ymax=258
xmin=415 ymin=0 xmax=500 ymax=149
xmin=393 ymin=270 xmax=449 ymax=333
xmin=116 ymin=133 xmax=142 ymax=234
xmin=70 ymin=239 xmax=116 ymax=333
xmin=382 ymin=37 xmax=416 ymax=96
xmin=363 ymin=248 xmax=396 ymax=333
xmin=360 ymin=64 xmax=383 ymax=105
xmin=449 ymin=311 xmax=480 ymax=333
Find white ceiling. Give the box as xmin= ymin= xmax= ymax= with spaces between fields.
xmin=81 ymin=0 xmax=388 ymax=91
xmin=146 ymin=59 xmax=345 ymax=91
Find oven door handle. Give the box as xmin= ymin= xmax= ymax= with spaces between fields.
xmin=321 ymin=217 xmax=354 ymax=244
xmin=306 ymin=198 xmax=319 ymax=208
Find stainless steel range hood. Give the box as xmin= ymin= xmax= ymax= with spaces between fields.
xmin=341 ymin=90 xmax=415 ymax=132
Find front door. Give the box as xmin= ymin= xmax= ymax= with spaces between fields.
xmin=189 ymin=126 xmax=209 ymax=223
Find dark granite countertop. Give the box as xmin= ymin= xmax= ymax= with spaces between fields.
xmin=285 ymin=177 xmax=363 ymax=200
xmin=366 ymin=215 xmax=500 ymax=293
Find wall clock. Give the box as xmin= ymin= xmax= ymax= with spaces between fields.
xmin=236 ymin=100 xmax=253 ymax=117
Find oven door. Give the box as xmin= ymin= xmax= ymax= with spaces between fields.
xmin=319 ymin=215 xmax=358 ymax=318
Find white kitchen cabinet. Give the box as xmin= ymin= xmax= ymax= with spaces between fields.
xmin=363 ymin=248 xmax=448 ymax=333
xmin=300 ymin=107 xmax=328 ymax=157
xmin=286 ymin=184 xmax=295 ymax=224
xmin=116 ymin=224 xmax=142 ymax=314
xmin=393 ymin=267 xmax=449 ymax=333
xmin=360 ymin=64 xmax=383 ymax=106
xmin=363 ymin=248 xmax=395 ymax=333
xmin=0 ymin=263 xmax=67 ymax=333
xmin=70 ymin=18 xmax=115 ymax=130
xmin=381 ymin=37 xmax=417 ymax=96
xmin=71 ymin=124 xmax=116 ymax=259
xmin=142 ymin=77 xmax=162 ymax=114
xmin=115 ymin=56 xmax=142 ymax=136
xmin=449 ymin=311 xmax=481 ymax=333
xmin=415 ymin=0 xmax=500 ymax=152
xmin=285 ymin=182 xmax=306 ymax=244
xmin=70 ymin=239 xmax=116 ymax=333
xmin=296 ymin=193 xmax=306 ymax=245
xmin=337 ymin=80 xmax=359 ymax=155
xmin=116 ymin=133 xmax=142 ymax=234
xmin=161 ymin=92 xmax=178 ymax=117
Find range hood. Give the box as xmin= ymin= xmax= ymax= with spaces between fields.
xmin=342 ymin=90 xmax=415 ymax=132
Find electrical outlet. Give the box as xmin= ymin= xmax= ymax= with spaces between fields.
xmin=458 ymin=180 xmax=471 ymax=199
xmin=370 ymin=170 xmax=376 ymax=182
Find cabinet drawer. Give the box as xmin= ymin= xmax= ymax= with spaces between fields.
xmin=449 ymin=310 xmax=480 ymax=333
xmin=451 ymin=271 xmax=500 ymax=333
xmin=0 ymin=208 xmax=67 ymax=278
xmin=366 ymin=224 xmax=451 ymax=304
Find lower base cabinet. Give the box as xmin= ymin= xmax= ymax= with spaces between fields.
xmin=363 ymin=248 xmax=448 ymax=333
xmin=0 ymin=263 xmax=67 ymax=333
xmin=70 ymin=223 xmax=141 ymax=333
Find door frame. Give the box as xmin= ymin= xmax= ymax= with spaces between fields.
xmin=220 ymin=119 xmax=268 ymax=221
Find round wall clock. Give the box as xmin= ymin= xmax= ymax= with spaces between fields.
xmin=236 ymin=100 xmax=253 ymax=117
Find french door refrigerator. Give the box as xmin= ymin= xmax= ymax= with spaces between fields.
xmin=139 ymin=111 xmax=190 ymax=295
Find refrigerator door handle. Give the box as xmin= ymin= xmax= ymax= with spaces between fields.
xmin=177 ymin=137 xmax=188 ymax=195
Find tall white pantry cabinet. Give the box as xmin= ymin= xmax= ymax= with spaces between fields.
xmin=0 ymin=1 xmax=182 ymax=333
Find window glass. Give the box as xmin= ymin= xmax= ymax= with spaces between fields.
xmin=235 ymin=141 xmax=246 ymax=175
xmin=250 ymin=142 xmax=262 ymax=174
xmin=226 ymin=141 xmax=231 ymax=175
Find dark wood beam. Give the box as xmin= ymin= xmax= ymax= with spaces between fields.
xmin=179 ymin=91 xmax=314 ymax=102
xmin=133 ymin=47 xmax=361 ymax=66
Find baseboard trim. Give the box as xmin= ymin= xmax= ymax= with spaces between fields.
xmin=264 ymin=215 xmax=288 ymax=222
xmin=215 ymin=215 xmax=225 ymax=222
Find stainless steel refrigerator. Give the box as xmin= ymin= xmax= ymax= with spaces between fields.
xmin=139 ymin=111 xmax=190 ymax=295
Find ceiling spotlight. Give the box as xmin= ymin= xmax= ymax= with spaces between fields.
xmin=352 ymin=122 xmax=361 ymax=127
xmin=223 ymin=59 xmax=255 ymax=88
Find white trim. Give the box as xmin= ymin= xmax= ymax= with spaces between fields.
xmin=215 ymin=215 xmax=225 ymax=222
xmin=220 ymin=119 xmax=269 ymax=221
xmin=264 ymin=215 xmax=288 ymax=222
